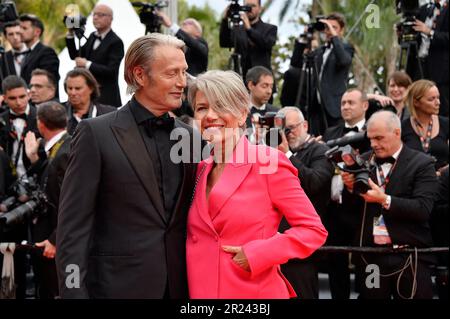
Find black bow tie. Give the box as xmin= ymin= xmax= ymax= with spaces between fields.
xmin=13 ymin=50 xmax=31 ymax=58
xmin=10 ymin=112 xmax=27 ymax=121
xmin=250 ymin=106 xmax=264 ymax=114
xmin=375 ymin=156 xmax=396 ymax=165
xmin=93 ymin=34 xmax=102 ymax=42
xmin=343 ymin=126 xmax=359 ymax=134
xmin=144 ymin=116 xmax=175 ymax=136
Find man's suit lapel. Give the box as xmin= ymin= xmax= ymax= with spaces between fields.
xmin=85 ymin=34 xmax=96 ymax=58
xmin=110 ymin=102 xmax=167 ymax=223
xmin=21 ymin=42 xmax=42 ymax=73
xmin=385 ymin=146 xmax=409 ymax=194
xmin=5 ymin=52 xmax=16 ymax=75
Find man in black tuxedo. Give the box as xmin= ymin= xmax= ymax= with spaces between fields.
xmin=18 ymin=14 xmax=60 ymax=90
xmin=277 ymin=106 xmax=334 ymax=298
xmin=0 ymin=21 xmax=28 ymax=81
xmin=56 ymin=34 xmax=200 ymax=299
xmin=62 ymin=68 xmax=115 ymax=135
xmin=281 ymin=13 xmax=354 ymax=136
xmin=24 ymin=101 xmax=71 ymax=299
xmin=245 ymin=66 xmax=278 ymax=143
xmin=322 ymin=88 xmax=371 ymax=299
xmin=411 ymin=0 xmax=449 ymax=116
xmin=219 ymin=0 xmax=277 ymax=79
xmin=157 ymin=11 xmax=208 ymax=76
xmin=65 ymin=4 xmax=124 ymax=107
xmin=341 ymin=110 xmax=438 ymax=299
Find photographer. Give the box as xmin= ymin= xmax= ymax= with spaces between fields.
xmin=412 ymin=0 xmax=449 ymax=116
xmin=22 ymin=101 xmax=70 ymax=299
xmin=277 ymin=106 xmax=334 ymax=299
xmin=341 ymin=110 xmax=438 ymax=299
xmin=156 ymin=11 xmax=208 ymax=76
xmin=65 ymin=4 xmax=124 ymax=107
xmin=18 ymin=14 xmax=60 ymax=92
xmin=281 ymin=13 xmax=354 ymax=136
xmin=219 ymin=0 xmax=277 ymax=80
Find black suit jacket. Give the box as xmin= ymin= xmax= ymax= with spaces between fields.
xmin=63 ymin=102 xmax=116 ymax=136
xmin=56 ymin=102 xmax=199 ymax=298
xmin=284 ymin=37 xmax=354 ymax=119
xmin=20 ymin=42 xmax=60 ymax=89
xmin=30 ymin=133 xmax=71 ymax=245
xmin=410 ymin=4 xmax=449 ymax=85
xmin=346 ymin=146 xmax=438 ymax=250
xmin=0 ymin=51 xmax=17 ymax=80
xmin=220 ymin=18 xmax=277 ymax=78
xmin=175 ymin=29 xmax=208 ymax=76
xmin=66 ymin=30 xmax=124 ymax=107
xmin=0 ymin=106 xmax=40 ymax=173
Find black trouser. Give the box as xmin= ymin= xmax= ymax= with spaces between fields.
xmin=355 ymin=253 xmax=433 ymax=299
xmin=281 ymin=258 xmax=319 ymax=299
xmin=32 ymin=254 xmax=59 ymax=299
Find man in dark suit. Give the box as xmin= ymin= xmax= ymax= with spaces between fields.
xmin=65 ymin=4 xmax=124 ymax=107
xmin=0 ymin=21 xmax=28 ymax=81
xmin=157 ymin=12 xmax=208 ymax=76
xmin=411 ymin=1 xmax=449 ymax=116
xmin=18 ymin=14 xmax=60 ymax=90
xmin=277 ymin=106 xmax=334 ymax=298
xmin=342 ymin=110 xmax=438 ymax=299
xmin=29 ymin=69 xmax=58 ymax=106
xmin=56 ymin=33 xmax=200 ymax=299
xmin=219 ymin=0 xmax=277 ymax=79
xmin=24 ymin=101 xmax=71 ymax=299
xmin=281 ymin=13 xmax=354 ymax=136
xmin=245 ymin=66 xmax=278 ymax=144
xmin=322 ymin=88 xmax=371 ymax=299
xmin=62 ymin=68 xmax=115 ymax=135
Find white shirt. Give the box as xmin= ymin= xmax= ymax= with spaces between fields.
xmin=73 ymin=105 xmax=98 ymax=123
xmin=11 ymin=104 xmax=31 ymax=178
xmin=45 ymin=130 xmax=67 ymax=156
xmin=12 ymin=44 xmax=28 ymax=76
xmin=376 ymin=144 xmax=403 ymax=186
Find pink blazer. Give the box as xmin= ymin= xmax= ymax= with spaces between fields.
xmin=187 ymin=136 xmax=328 ymax=299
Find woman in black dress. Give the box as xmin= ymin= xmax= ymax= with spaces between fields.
xmin=402 ymin=79 xmax=449 ymax=172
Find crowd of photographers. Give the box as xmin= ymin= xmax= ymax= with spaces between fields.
xmin=0 ymin=0 xmax=448 ymax=299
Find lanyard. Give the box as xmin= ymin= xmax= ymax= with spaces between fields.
xmin=377 ymin=160 xmax=397 ymax=190
xmin=414 ymin=118 xmax=433 ymax=153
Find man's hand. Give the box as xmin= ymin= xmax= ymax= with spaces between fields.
xmin=341 ymin=171 xmax=355 ymax=192
xmin=413 ymin=19 xmax=432 ymax=36
xmin=75 ymin=57 xmax=88 ymax=68
xmin=360 ymin=178 xmax=388 ymax=204
xmin=24 ymin=131 xmax=40 ymax=164
xmin=277 ymin=131 xmax=290 ymax=154
xmin=222 ymin=245 xmax=250 ymax=271
xmin=156 ymin=10 xmax=172 ymax=28
xmin=35 ymin=240 xmax=56 ymax=259
xmin=320 ymin=19 xmax=338 ymax=37
xmin=241 ymin=12 xmax=251 ymax=30
xmin=367 ymin=93 xmax=395 ymax=107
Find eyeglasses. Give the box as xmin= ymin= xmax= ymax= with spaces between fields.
xmin=285 ymin=122 xmax=303 ymax=131
xmin=93 ymin=12 xmax=110 ymax=17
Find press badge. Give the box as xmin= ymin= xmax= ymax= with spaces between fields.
xmin=373 ymin=215 xmax=392 ymax=245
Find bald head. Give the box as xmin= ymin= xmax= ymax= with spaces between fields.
xmin=367 ymin=111 xmax=402 ymax=158
xmin=95 ymin=4 xmax=113 ymax=17
xmin=93 ymin=4 xmax=113 ymax=33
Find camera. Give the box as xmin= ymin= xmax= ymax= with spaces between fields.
xmin=395 ymin=0 xmax=420 ymax=43
xmin=255 ymin=112 xmax=287 ymax=147
xmin=132 ymin=1 xmax=168 ymax=34
xmin=0 ymin=0 xmax=18 ymax=25
xmin=0 ymin=175 xmax=48 ymax=232
xmin=325 ymin=132 xmax=373 ymax=195
xmin=227 ymin=0 xmax=252 ymax=27
xmin=63 ymin=14 xmax=87 ymax=39
xmin=299 ymin=15 xmax=326 ymax=49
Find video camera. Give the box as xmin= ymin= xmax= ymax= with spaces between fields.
xmin=299 ymin=15 xmax=326 ymax=49
xmin=0 ymin=175 xmax=48 ymax=232
xmin=0 ymin=0 xmax=18 ymax=33
xmin=395 ymin=0 xmax=420 ymax=43
xmin=63 ymin=14 xmax=87 ymax=39
xmin=131 ymin=1 xmax=168 ymax=34
xmin=255 ymin=112 xmax=287 ymax=147
xmin=227 ymin=0 xmax=252 ymax=27
xmin=325 ymin=132 xmax=373 ymax=195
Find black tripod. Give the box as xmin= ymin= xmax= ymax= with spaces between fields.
xmin=398 ymin=36 xmax=423 ymax=79
xmin=227 ymin=22 xmax=243 ymax=76
xmin=294 ymin=49 xmax=328 ymax=135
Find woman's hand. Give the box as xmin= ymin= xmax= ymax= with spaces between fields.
xmin=222 ymin=245 xmax=250 ymax=271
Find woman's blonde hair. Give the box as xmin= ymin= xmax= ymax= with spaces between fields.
xmin=406 ymin=79 xmax=436 ymax=118
xmin=188 ymin=70 xmax=249 ymax=121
